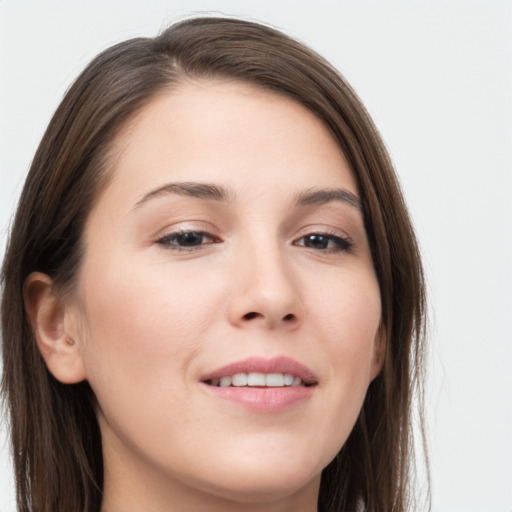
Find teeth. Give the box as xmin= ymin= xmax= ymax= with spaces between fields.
xmin=212 ymin=372 xmax=305 ymax=387
xmin=232 ymin=373 xmax=247 ymax=386
xmin=247 ymin=372 xmax=266 ymax=386
xmin=266 ymin=373 xmax=284 ymax=386
xmin=219 ymin=376 xmax=232 ymax=387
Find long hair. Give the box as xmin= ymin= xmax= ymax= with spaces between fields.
xmin=1 ymin=16 xmax=428 ymax=512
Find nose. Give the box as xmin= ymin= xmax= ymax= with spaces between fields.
xmin=226 ymin=243 xmax=304 ymax=331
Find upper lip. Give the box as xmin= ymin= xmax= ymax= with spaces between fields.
xmin=200 ymin=356 xmax=318 ymax=385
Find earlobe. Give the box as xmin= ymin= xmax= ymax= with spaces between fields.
xmin=24 ymin=272 xmax=87 ymax=384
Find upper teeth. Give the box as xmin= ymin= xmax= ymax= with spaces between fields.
xmin=211 ymin=373 xmax=303 ymax=387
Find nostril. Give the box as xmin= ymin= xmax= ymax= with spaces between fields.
xmin=243 ymin=312 xmax=261 ymax=320
xmin=241 ymin=311 xmax=297 ymax=324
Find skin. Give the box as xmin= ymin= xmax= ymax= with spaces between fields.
xmin=27 ymin=80 xmax=383 ymax=512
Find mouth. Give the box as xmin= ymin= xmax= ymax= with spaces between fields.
xmin=200 ymin=356 xmax=318 ymax=389
xmin=200 ymin=357 xmax=317 ymax=412
xmin=204 ymin=372 xmax=313 ymax=388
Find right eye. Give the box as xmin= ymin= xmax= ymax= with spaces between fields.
xmin=155 ymin=230 xmax=218 ymax=251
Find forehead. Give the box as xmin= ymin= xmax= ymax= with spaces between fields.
xmin=100 ymin=79 xmax=358 ymax=209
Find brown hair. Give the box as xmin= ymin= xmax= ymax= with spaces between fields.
xmin=1 ymin=16 xmax=429 ymax=512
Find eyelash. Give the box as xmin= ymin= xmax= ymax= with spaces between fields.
xmin=155 ymin=230 xmax=219 ymax=252
xmin=294 ymin=232 xmax=354 ymax=253
xmin=155 ymin=229 xmax=353 ymax=254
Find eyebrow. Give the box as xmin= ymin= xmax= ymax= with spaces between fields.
xmin=294 ymin=188 xmax=362 ymax=210
xmin=133 ymin=181 xmax=362 ymax=211
xmin=134 ymin=182 xmax=233 ymax=208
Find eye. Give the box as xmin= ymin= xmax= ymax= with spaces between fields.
xmin=294 ymin=233 xmax=353 ymax=252
xmin=156 ymin=230 xmax=218 ymax=251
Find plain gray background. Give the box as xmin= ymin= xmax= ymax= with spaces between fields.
xmin=1 ymin=1 xmax=511 ymax=511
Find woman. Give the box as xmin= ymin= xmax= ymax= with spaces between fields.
xmin=1 ymin=16 xmax=428 ymax=512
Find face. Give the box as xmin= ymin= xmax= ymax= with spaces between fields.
xmin=70 ymin=81 xmax=383 ymax=509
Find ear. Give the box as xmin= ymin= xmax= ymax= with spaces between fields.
xmin=370 ymin=322 xmax=387 ymax=381
xmin=24 ymin=272 xmax=87 ymax=384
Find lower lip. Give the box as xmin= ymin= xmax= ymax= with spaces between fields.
xmin=202 ymin=384 xmax=315 ymax=412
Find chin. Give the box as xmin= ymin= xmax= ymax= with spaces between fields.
xmin=189 ymin=454 xmax=324 ymax=504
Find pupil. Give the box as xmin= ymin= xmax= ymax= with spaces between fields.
xmin=305 ymin=235 xmax=328 ymax=249
xmin=178 ymin=232 xmax=203 ymax=246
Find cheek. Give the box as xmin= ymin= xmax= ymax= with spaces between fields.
xmin=76 ymin=252 xmax=220 ymax=399
xmin=311 ymin=267 xmax=381 ymax=351
xmin=309 ymin=270 xmax=382 ymax=407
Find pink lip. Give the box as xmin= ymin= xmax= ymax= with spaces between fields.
xmin=200 ymin=356 xmax=317 ymax=413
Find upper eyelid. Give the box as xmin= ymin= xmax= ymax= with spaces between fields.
xmin=153 ymin=222 xmax=219 ymax=239
xmin=153 ymin=224 xmax=353 ymax=240
xmin=291 ymin=224 xmax=352 ymax=241
xmin=156 ymin=229 xmax=217 ymax=242
xmin=294 ymin=232 xmax=351 ymax=241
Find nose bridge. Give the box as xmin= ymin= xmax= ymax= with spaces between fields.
xmin=228 ymin=231 xmax=303 ymax=329
xmin=249 ymin=239 xmax=296 ymax=301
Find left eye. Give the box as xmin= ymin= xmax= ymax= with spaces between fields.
xmin=156 ymin=231 xmax=216 ymax=250
xmin=294 ymin=233 xmax=353 ymax=252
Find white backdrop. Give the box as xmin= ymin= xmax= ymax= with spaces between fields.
xmin=0 ymin=1 xmax=511 ymax=511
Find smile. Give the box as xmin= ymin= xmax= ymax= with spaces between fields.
xmin=200 ymin=356 xmax=318 ymax=412
xmin=205 ymin=372 xmax=308 ymax=387
xmin=200 ymin=356 xmax=318 ymax=387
